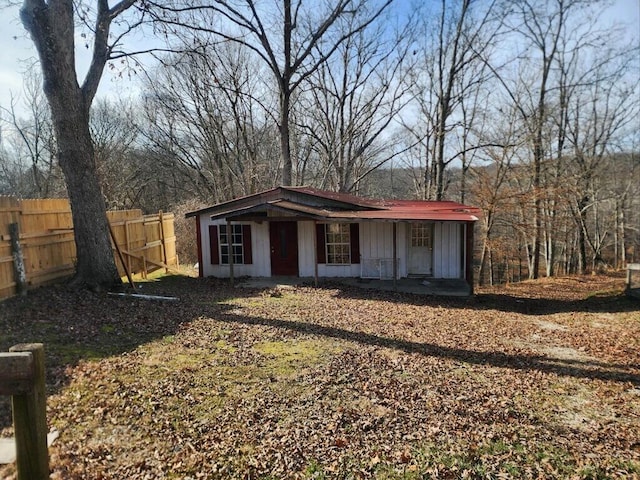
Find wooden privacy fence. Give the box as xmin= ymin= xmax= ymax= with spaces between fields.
xmin=0 ymin=197 xmax=177 ymax=300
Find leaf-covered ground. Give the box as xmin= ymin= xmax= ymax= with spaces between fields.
xmin=1 ymin=274 xmax=639 ymax=479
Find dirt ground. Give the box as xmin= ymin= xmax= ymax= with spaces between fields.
xmin=0 ymin=273 xmax=638 ymax=479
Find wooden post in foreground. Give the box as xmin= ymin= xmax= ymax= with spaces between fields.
xmin=0 ymin=343 xmax=49 ymax=480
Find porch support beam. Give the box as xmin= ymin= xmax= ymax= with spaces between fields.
xmin=465 ymin=221 xmax=474 ymax=295
xmin=227 ymin=219 xmax=234 ymax=286
xmin=393 ymin=222 xmax=398 ymax=291
xmin=313 ymin=220 xmax=318 ymax=286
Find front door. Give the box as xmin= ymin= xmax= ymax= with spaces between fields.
xmin=269 ymin=221 xmax=299 ymax=276
xmin=408 ymin=222 xmax=433 ymax=276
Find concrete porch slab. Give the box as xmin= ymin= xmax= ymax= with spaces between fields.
xmin=236 ymin=276 xmax=472 ymax=297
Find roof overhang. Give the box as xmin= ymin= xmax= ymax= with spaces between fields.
xmin=187 ymin=186 xmax=481 ymax=223
xmin=208 ymin=200 xmax=478 ymax=222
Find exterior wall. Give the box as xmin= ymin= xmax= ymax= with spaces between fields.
xmin=197 ymin=215 xmax=464 ymax=279
xmin=198 ymin=216 xmax=270 ymax=277
xmin=299 ymin=221 xmax=361 ymax=277
xmin=433 ymin=222 xmax=463 ymax=278
xmin=360 ymin=222 xmax=407 ymax=278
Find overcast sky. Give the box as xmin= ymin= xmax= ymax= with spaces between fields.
xmin=0 ymin=0 xmax=638 ymax=119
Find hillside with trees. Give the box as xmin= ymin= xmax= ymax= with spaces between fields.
xmin=0 ymin=0 xmax=637 ymax=284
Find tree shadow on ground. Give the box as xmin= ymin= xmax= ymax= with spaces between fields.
xmin=215 ymin=306 xmax=640 ymax=385
xmin=0 ymin=275 xmax=255 ymax=430
xmin=317 ymin=280 xmax=639 ymax=315
xmin=1 ymin=274 xmax=637 ymax=431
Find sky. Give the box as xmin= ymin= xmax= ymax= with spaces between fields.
xmin=0 ymin=0 xmax=639 ymax=120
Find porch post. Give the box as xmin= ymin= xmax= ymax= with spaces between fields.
xmin=313 ymin=220 xmax=318 ymax=286
xmin=227 ymin=220 xmax=234 ymax=286
xmin=195 ymin=217 xmax=203 ymax=278
xmin=465 ymin=221 xmax=474 ymax=295
xmin=393 ymin=222 xmax=398 ymax=291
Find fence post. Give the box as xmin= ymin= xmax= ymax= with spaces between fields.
xmin=159 ymin=211 xmax=169 ymax=273
xmin=9 ymin=223 xmax=27 ymax=296
xmin=8 ymin=343 xmax=49 ymax=480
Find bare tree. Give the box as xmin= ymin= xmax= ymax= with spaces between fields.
xmin=484 ymin=0 xmax=606 ymax=278
xmin=299 ymin=8 xmax=413 ymax=192
xmin=90 ymin=99 xmax=140 ymax=208
xmin=140 ymin=41 xmax=280 ymax=203
xmin=0 ymin=69 xmax=63 ymax=197
xmin=470 ymin=102 xmax=525 ymax=284
xmin=148 ymin=0 xmax=395 ymax=186
xmin=563 ymin=45 xmax=640 ymax=272
xmin=405 ymin=0 xmax=498 ymax=200
xmin=19 ymin=0 xmax=144 ymax=289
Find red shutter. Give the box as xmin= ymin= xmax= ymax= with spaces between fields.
xmin=316 ymin=223 xmax=326 ymax=264
xmin=242 ymin=225 xmax=252 ymax=264
xmin=350 ymin=223 xmax=360 ymax=264
xmin=209 ymin=225 xmax=219 ymax=265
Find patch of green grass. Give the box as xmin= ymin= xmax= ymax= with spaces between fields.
xmin=54 ymin=343 xmax=108 ymax=363
xmin=125 ymin=268 xmax=196 ymax=284
xmin=304 ymin=460 xmax=326 ymax=478
xmin=376 ymin=440 xmax=580 ymax=479
xmin=584 ymin=288 xmax=623 ymax=299
xmin=100 ymin=324 xmax=115 ymax=334
xmin=253 ymin=339 xmax=341 ymax=376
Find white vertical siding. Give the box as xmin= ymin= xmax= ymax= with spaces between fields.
xmin=197 ymin=216 xmax=462 ymax=279
xmin=298 ymin=221 xmax=316 ymax=277
xmin=359 ymin=222 xmax=407 ymax=277
xmin=198 ymin=216 xmax=270 ymax=277
xmin=433 ymin=222 xmax=462 ymax=278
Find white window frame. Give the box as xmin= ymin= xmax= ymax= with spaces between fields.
xmin=411 ymin=222 xmax=433 ymax=248
xmin=325 ymin=223 xmax=351 ymax=265
xmin=219 ymin=224 xmax=244 ymax=265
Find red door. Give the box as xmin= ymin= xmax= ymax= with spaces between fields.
xmin=269 ymin=221 xmax=299 ymax=276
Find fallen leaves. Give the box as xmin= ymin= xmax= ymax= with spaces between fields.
xmin=0 ymin=274 xmax=638 ymax=478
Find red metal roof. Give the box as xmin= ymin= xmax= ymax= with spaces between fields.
xmin=186 ymin=186 xmax=480 ymax=222
xmin=282 ymin=186 xmax=383 ymax=208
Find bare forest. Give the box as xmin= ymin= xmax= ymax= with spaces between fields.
xmin=1 ymin=0 xmax=638 ymax=286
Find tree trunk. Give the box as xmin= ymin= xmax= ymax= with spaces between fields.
xmin=531 ymin=139 xmax=542 ymax=279
xmin=53 ymin=104 xmax=120 ymax=289
xmin=279 ymin=91 xmax=292 ymax=186
xmin=577 ymin=197 xmax=589 ymax=274
xmin=280 ymin=0 xmax=293 ymax=186
xmin=21 ymin=0 xmax=121 ymax=290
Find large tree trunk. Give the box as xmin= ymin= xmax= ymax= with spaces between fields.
xmin=21 ymin=0 xmax=122 ymax=290
xmin=52 ymin=100 xmax=121 ymax=289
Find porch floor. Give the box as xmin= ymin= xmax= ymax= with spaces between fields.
xmin=236 ymin=276 xmax=472 ymax=297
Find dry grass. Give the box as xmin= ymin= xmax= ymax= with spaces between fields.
xmin=0 ymin=274 xmax=638 ymax=479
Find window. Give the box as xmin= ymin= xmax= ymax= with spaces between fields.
xmin=315 ymin=223 xmax=360 ymax=265
xmin=219 ymin=224 xmax=244 ymax=264
xmin=411 ymin=223 xmax=432 ymax=248
xmin=209 ymin=224 xmax=252 ymax=265
xmin=325 ymin=223 xmax=351 ymax=264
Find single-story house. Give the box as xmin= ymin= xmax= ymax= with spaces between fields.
xmin=186 ymin=186 xmax=480 ymax=292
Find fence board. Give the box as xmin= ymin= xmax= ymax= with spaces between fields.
xmin=0 ymin=199 xmax=178 ymax=301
